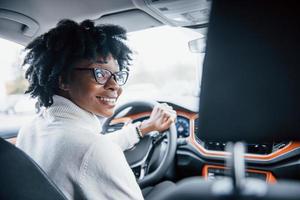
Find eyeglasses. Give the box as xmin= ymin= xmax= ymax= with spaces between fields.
xmin=74 ymin=67 xmax=129 ymax=86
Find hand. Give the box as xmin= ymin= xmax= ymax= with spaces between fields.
xmin=139 ymin=103 xmax=177 ymax=137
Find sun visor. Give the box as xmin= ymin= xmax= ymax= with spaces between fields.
xmin=198 ymin=1 xmax=300 ymax=142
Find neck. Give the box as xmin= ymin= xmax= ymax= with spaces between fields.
xmin=55 ymin=90 xmax=71 ymax=101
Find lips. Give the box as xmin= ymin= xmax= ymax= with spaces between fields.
xmin=96 ymin=96 xmax=117 ymax=106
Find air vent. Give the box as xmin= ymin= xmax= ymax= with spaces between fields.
xmin=194 ymin=117 xmax=199 ymax=138
xmin=201 ymin=142 xmax=274 ymax=155
xmin=246 ymin=143 xmax=273 ymax=155
xmin=203 ymin=141 xmax=227 ymax=152
xmin=194 ymin=117 xmax=289 ymax=155
xmin=272 ymin=142 xmax=289 ymax=152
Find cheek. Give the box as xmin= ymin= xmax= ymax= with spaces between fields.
xmin=118 ymin=87 xmax=123 ymax=96
xmin=69 ymin=79 xmax=99 ymax=98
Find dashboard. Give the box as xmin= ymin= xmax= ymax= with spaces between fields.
xmin=108 ymin=102 xmax=300 ymax=183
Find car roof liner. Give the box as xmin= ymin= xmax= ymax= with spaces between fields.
xmin=198 ymin=0 xmax=300 ymax=142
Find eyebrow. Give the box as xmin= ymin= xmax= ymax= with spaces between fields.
xmin=95 ymin=60 xmax=108 ymax=64
xmin=92 ymin=62 xmax=120 ymax=71
xmin=86 ymin=66 xmax=120 ymax=74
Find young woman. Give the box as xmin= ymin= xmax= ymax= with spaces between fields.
xmin=16 ymin=19 xmax=176 ymax=200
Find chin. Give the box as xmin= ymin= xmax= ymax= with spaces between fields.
xmin=98 ymin=110 xmax=114 ymax=118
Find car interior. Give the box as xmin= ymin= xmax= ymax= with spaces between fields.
xmin=1 ymin=0 xmax=300 ymax=199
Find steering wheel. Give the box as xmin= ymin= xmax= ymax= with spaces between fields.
xmin=102 ymin=100 xmax=177 ymax=188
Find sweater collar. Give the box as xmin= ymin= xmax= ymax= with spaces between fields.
xmin=45 ymin=95 xmax=103 ymax=133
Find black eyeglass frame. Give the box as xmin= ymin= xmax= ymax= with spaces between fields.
xmin=74 ymin=67 xmax=129 ymax=86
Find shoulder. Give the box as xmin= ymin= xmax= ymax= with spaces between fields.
xmin=16 ymin=114 xmax=40 ymax=147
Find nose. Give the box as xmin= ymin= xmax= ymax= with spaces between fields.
xmin=104 ymin=75 xmax=120 ymax=91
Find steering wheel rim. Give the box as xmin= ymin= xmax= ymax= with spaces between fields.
xmin=102 ymin=100 xmax=177 ymax=188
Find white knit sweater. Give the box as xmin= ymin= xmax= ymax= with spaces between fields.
xmin=16 ymin=95 xmax=144 ymax=200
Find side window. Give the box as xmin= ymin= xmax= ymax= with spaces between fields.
xmin=0 ymin=38 xmax=36 ymax=139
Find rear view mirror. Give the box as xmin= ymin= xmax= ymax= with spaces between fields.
xmin=188 ymin=37 xmax=206 ymax=53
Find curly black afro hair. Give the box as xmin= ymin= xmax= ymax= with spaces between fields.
xmin=23 ymin=19 xmax=132 ymax=107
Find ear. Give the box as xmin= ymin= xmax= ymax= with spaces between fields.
xmin=58 ymin=76 xmax=70 ymax=91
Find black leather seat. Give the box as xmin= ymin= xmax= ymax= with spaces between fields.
xmin=0 ymin=138 xmax=67 ymax=200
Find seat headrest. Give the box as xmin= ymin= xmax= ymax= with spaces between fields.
xmin=198 ymin=0 xmax=300 ymax=142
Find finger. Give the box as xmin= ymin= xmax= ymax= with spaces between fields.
xmin=153 ymin=104 xmax=159 ymax=112
xmin=159 ymin=103 xmax=172 ymax=112
xmin=151 ymin=105 xmax=162 ymax=116
xmin=168 ymin=112 xmax=176 ymax=121
xmin=161 ymin=117 xmax=174 ymax=129
xmin=162 ymin=103 xmax=171 ymax=108
xmin=165 ymin=109 xmax=176 ymax=116
xmin=162 ymin=109 xmax=174 ymax=116
xmin=162 ymin=108 xmax=175 ymax=116
xmin=162 ymin=112 xmax=169 ymax=122
xmin=162 ymin=112 xmax=176 ymax=124
xmin=166 ymin=105 xmax=174 ymax=111
xmin=157 ymin=104 xmax=165 ymax=113
xmin=169 ymin=113 xmax=176 ymax=123
xmin=159 ymin=104 xmax=175 ymax=113
xmin=162 ymin=105 xmax=176 ymax=115
xmin=163 ymin=110 xmax=177 ymax=120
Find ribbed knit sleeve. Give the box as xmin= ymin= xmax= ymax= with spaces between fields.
xmin=103 ymin=123 xmax=140 ymax=151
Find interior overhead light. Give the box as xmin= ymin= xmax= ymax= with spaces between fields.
xmin=173 ymin=17 xmax=188 ymax=22
xmin=144 ymin=0 xmax=211 ymax=26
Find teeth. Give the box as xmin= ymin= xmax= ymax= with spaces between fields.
xmin=98 ymin=97 xmax=116 ymax=103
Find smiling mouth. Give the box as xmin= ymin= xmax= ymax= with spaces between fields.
xmin=96 ymin=96 xmax=117 ymax=104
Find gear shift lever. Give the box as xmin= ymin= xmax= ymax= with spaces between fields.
xmin=226 ymin=142 xmax=246 ymax=195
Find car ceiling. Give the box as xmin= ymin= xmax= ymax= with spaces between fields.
xmin=0 ymin=0 xmax=210 ymax=46
xmin=0 ymin=0 xmax=141 ymax=45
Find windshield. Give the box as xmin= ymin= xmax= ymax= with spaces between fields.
xmin=0 ymin=26 xmax=205 ymax=136
xmin=122 ymin=26 xmax=204 ymax=101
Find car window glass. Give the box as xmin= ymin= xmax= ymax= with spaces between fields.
xmin=121 ymin=26 xmax=204 ymax=102
xmin=0 ymin=38 xmax=36 ymax=137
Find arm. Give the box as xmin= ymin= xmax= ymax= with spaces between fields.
xmin=103 ymin=103 xmax=177 ymax=151
xmin=103 ymin=123 xmax=140 ymax=151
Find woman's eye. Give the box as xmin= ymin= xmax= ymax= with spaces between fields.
xmin=96 ymin=73 xmax=104 ymax=78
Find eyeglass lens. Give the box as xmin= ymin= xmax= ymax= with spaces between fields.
xmin=94 ymin=68 xmax=128 ymax=85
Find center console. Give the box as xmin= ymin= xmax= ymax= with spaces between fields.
xmin=202 ymin=165 xmax=276 ymax=184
